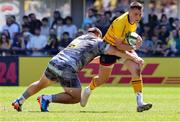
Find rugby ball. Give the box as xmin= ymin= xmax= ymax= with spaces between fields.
xmin=125 ymin=32 xmax=139 ymax=49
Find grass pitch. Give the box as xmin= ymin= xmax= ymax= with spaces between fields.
xmin=0 ymin=85 xmax=180 ymax=121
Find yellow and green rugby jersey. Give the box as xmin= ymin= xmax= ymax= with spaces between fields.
xmin=103 ymin=12 xmax=137 ymax=46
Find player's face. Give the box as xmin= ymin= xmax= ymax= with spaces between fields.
xmin=129 ymin=8 xmax=142 ymax=23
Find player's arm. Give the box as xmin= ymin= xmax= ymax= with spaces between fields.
xmin=114 ymin=34 xmax=143 ymax=51
xmin=106 ymin=46 xmax=144 ymax=66
xmin=113 ymin=36 xmax=134 ymax=51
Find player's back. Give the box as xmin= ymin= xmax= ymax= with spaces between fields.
xmin=53 ymin=33 xmax=107 ymax=72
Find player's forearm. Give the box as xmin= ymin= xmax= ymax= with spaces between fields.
xmin=116 ymin=50 xmax=138 ymax=61
xmin=107 ymin=46 xmax=136 ymax=61
xmin=116 ymin=43 xmax=134 ymax=51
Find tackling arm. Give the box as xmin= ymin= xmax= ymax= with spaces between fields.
xmin=106 ymin=46 xmax=144 ymax=66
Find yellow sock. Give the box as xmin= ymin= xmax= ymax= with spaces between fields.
xmin=131 ymin=78 xmax=143 ymax=93
xmin=89 ymin=78 xmax=97 ymax=90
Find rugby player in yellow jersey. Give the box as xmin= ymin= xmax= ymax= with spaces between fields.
xmin=81 ymin=2 xmax=152 ymax=112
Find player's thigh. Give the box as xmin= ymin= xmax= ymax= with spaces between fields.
xmin=124 ymin=59 xmax=141 ymax=77
xmin=60 ymin=72 xmax=82 ymax=98
xmin=38 ymin=73 xmax=54 ymax=88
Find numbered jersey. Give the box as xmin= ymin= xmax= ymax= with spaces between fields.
xmin=52 ymin=33 xmax=109 ymax=72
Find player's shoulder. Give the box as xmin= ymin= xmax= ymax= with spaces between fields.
xmin=114 ymin=12 xmax=128 ymax=22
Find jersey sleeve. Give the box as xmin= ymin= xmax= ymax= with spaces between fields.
xmin=97 ymin=40 xmax=110 ymax=54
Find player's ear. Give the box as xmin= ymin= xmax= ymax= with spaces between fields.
xmin=96 ymin=32 xmax=102 ymax=38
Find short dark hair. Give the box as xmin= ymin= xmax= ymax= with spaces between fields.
xmin=63 ymin=32 xmax=69 ymax=36
xmin=129 ymin=1 xmax=143 ymax=10
xmin=42 ymin=17 xmax=48 ymax=22
xmin=65 ymin=16 xmax=72 ymax=22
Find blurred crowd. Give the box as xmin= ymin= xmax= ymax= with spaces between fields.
xmin=0 ymin=0 xmax=180 ymax=57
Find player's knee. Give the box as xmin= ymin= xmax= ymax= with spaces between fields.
xmin=32 ymin=81 xmax=42 ymax=88
xmin=136 ymin=67 xmax=141 ymax=76
xmin=70 ymin=89 xmax=81 ymax=103
xmin=130 ymin=64 xmax=142 ymax=77
xmin=133 ymin=66 xmax=141 ymax=77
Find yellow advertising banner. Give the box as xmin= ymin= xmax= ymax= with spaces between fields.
xmin=19 ymin=57 xmax=51 ymax=86
xmin=141 ymin=58 xmax=180 ymax=84
xmin=19 ymin=57 xmax=180 ymax=86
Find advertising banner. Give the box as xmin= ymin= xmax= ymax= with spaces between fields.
xmin=0 ymin=56 xmax=19 ymax=86
xmin=79 ymin=58 xmax=180 ymax=84
xmin=19 ymin=57 xmax=180 ymax=85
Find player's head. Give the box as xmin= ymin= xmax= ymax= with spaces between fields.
xmin=87 ymin=27 xmax=102 ymax=38
xmin=128 ymin=1 xmax=143 ymax=23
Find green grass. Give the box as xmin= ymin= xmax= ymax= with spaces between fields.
xmin=0 ymin=85 xmax=180 ymax=121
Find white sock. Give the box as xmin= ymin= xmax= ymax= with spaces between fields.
xmin=18 ymin=96 xmax=26 ymax=105
xmin=87 ymin=86 xmax=91 ymax=91
xmin=43 ymin=95 xmax=52 ymax=102
xmin=136 ymin=92 xmax=143 ymax=106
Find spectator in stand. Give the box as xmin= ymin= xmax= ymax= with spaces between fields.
xmin=51 ymin=10 xmax=61 ymax=29
xmin=11 ymin=15 xmax=20 ymax=32
xmin=26 ymin=28 xmax=47 ymax=56
xmin=141 ymin=23 xmax=151 ymax=39
xmin=2 ymin=15 xmax=19 ymax=44
xmin=28 ymin=13 xmax=42 ymax=34
xmin=62 ymin=16 xmax=77 ymax=38
xmin=176 ymin=30 xmax=180 ymax=56
xmin=11 ymin=33 xmax=26 ymax=55
xmin=111 ymin=10 xmax=125 ymax=22
xmin=22 ymin=15 xmax=30 ymax=27
xmin=165 ymin=30 xmax=178 ymax=56
xmin=49 ymin=28 xmax=57 ymax=39
xmin=56 ymin=17 xmax=64 ymax=40
xmin=148 ymin=12 xmax=159 ymax=34
xmin=82 ymin=8 xmax=97 ymax=28
xmin=83 ymin=23 xmax=93 ymax=33
xmin=58 ymin=32 xmax=72 ymax=50
xmin=22 ymin=24 xmax=32 ymax=46
xmin=172 ymin=18 xmax=180 ymax=30
xmin=158 ymin=25 xmax=170 ymax=44
xmin=46 ymin=28 xmax=57 ymax=49
xmin=137 ymin=34 xmax=153 ymax=57
xmin=0 ymin=33 xmax=11 ymax=56
xmin=22 ymin=24 xmax=30 ymax=34
xmin=116 ymin=0 xmax=129 ymax=12
xmin=75 ymin=29 xmax=85 ymax=38
xmin=152 ymin=37 xmax=168 ymax=57
xmin=151 ymin=35 xmax=162 ymax=56
xmin=44 ymin=33 xmax=59 ymax=55
xmin=168 ymin=17 xmax=175 ymax=31
xmin=94 ymin=11 xmax=111 ymax=36
xmin=2 ymin=30 xmax=11 ymax=40
xmin=41 ymin=17 xmax=50 ymax=37
xmin=101 ymin=10 xmax=112 ymax=33
xmin=151 ymin=26 xmax=160 ymax=38
xmin=159 ymin=14 xmax=169 ymax=27
xmin=94 ymin=13 xmax=105 ymax=35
